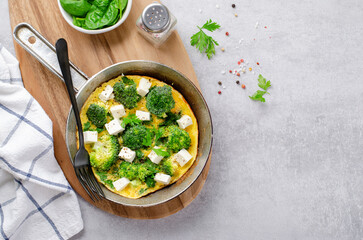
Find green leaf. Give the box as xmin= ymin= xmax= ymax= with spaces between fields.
xmin=85 ymin=0 xmax=119 ymax=30
xmin=138 ymin=188 xmax=147 ymax=195
xmin=135 ymin=150 xmax=144 ymax=159
xmin=96 ymin=127 xmax=104 ymax=133
xmin=105 ymin=180 xmax=115 ymax=189
xmin=121 ymin=114 xmax=142 ymax=128
xmin=142 ymin=130 xmax=153 ymax=147
xmin=96 ymin=171 xmax=108 ymax=181
xmin=257 ymin=74 xmax=271 ymax=90
xmin=153 ymin=148 xmax=170 ymax=158
xmin=145 ymin=176 xmax=156 ymax=188
xmin=83 ymin=122 xmax=91 ymax=131
xmin=122 ymin=76 xmax=135 ymax=86
xmin=119 ymin=0 xmax=127 ymax=12
xmin=249 ymin=90 xmax=267 ymax=102
xmin=190 ymin=19 xmax=220 ymax=59
xmin=201 ymin=19 xmax=221 ymax=32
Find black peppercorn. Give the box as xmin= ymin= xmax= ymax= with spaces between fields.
xmin=236 ymin=81 xmax=240 ymax=84
xmin=232 ymin=4 xmax=236 ymax=8
xmin=218 ymin=81 xmax=222 ymax=85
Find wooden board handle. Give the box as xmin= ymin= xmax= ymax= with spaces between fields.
xmin=13 ymin=23 xmax=89 ymax=92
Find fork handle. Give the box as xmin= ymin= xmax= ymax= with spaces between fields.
xmin=55 ymin=39 xmax=84 ymax=147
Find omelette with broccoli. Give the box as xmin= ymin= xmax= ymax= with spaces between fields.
xmin=79 ymin=75 xmax=198 ymax=199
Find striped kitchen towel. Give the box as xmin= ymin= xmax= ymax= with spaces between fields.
xmin=0 ymin=44 xmax=83 ymax=240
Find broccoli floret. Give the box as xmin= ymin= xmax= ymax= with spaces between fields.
xmin=90 ymin=134 xmax=120 ymax=171
xmin=159 ymin=112 xmax=181 ymax=127
xmin=86 ymin=104 xmax=107 ymax=128
xmin=113 ymin=79 xmax=141 ymax=109
xmin=160 ymin=158 xmax=175 ymax=176
xmin=137 ymin=160 xmax=158 ymax=182
xmin=118 ymin=161 xmax=139 ymax=180
xmin=118 ymin=160 xmax=158 ymax=184
xmin=122 ymin=125 xmax=152 ymax=150
xmin=159 ymin=125 xmax=191 ymax=153
xmin=146 ymin=86 xmax=175 ymax=118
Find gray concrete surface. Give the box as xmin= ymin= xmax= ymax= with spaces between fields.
xmin=1 ymin=0 xmax=363 ymax=239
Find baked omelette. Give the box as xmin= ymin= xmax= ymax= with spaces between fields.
xmin=79 ymin=75 xmax=198 ymax=199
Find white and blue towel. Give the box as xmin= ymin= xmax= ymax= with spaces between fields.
xmin=0 ymin=44 xmax=83 ymax=239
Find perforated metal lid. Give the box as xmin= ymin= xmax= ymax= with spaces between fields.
xmin=141 ymin=2 xmax=170 ymax=33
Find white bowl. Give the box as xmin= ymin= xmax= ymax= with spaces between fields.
xmin=57 ymin=0 xmax=133 ymax=34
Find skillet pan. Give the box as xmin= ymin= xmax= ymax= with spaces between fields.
xmin=13 ymin=23 xmax=213 ymax=207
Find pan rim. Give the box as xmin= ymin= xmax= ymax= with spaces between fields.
xmin=66 ymin=60 xmax=213 ymax=207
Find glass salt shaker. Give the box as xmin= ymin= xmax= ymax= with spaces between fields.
xmin=136 ymin=2 xmax=177 ymax=47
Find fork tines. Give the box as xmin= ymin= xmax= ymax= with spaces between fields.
xmin=75 ymin=166 xmax=105 ymax=201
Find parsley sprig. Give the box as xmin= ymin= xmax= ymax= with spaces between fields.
xmin=249 ymin=74 xmax=272 ymax=102
xmin=190 ymin=19 xmax=221 ymax=59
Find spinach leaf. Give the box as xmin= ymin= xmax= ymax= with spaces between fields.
xmin=73 ymin=17 xmax=86 ymax=28
xmin=85 ymin=0 xmax=120 ymax=30
xmin=60 ymin=0 xmax=91 ymax=17
xmin=119 ymin=0 xmax=128 ymax=12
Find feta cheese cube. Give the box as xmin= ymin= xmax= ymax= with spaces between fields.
xmin=176 ymin=115 xmax=193 ymax=129
xmin=136 ymin=110 xmax=150 ymax=121
xmin=119 ymin=147 xmax=136 ymax=162
xmin=83 ymin=131 xmax=98 ymax=144
xmin=174 ymin=149 xmax=193 ymax=167
xmin=154 ymin=173 xmax=171 ymax=185
xmin=105 ymin=119 xmax=124 ymax=135
xmin=137 ymin=78 xmax=152 ymax=97
xmin=148 ymin=149 xmax=164 ymax=164
xmin=113 ymin=177 xmax=130 ymax=191
xmin=110 ymin=105 xmax=126 ymax=119
xmin=99 ymin=85 xmax=113 ymax=102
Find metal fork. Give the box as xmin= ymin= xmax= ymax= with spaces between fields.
xmin=55 ymin=38 xmax=104 ymax=201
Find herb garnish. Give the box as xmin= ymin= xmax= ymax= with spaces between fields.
xmin=191 ymin=19 xmax=221 ymax=59
xmin=249 ymin=74 xmax=271 ymax=102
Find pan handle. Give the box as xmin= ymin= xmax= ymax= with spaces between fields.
xmin=13 ymin=23 xmax=88 ymax=92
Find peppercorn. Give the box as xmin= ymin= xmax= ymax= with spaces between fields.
xmin=221 ymin=47 xmax=225 ymax=52
xmin=218 ymin=91 xmax=222 ymax=95
xmin=225 ymin=32 xmax=229 ymax=36
xmin=242 ymin=84 xmax=246 ymax=89
xmin=249 ymin=67 xmax=252 ymax=71
xmin=232 ymin=4 xmax=236 ymax=8
xmin=237 ymin=73 xmax=240 ymax=76
xmin=218 ymin=81 xmax=222 ymax=85
xmin=257 ymin=62 xmax=260 ymax=65
xmin=229 ymin=70 xmax=232 ymax=73
xmin=236 ymin=81 xmax=240 ymax=84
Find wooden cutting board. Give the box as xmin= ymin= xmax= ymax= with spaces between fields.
xmin=8 ymin=0 xmax=211 ymax=219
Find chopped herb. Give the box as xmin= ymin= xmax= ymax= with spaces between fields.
xmin=121 ymin=114 xmax=142 ymax=128
xmin=122 ymin=76 xmax=135 ymax=86
xmin=96 ymin=171 xmax=108 ymax=181
xmin=190 ymin=19 xmax=221 ymax=59
xmin=135 ymin=150 xmax=144 ymax=159
xmin=153 ymin=148 xmax=170 ymax=158
xmin=105 ymin=180 xmax=115 ymax=189
xmin=83 ymin=122 xmax=91 ymax=131
xmin=145 ymin=176 xmax=156 ymax=188
xmin=139 ymin=188 xmax=147 ymax=195
xmin=142 ymin=130 xmax=153 ymax=147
